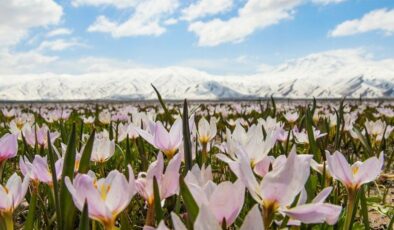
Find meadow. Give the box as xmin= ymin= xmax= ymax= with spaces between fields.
xmin=0 ymin=97 xmax=393 ymax=230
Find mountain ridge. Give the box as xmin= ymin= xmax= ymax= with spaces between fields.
xmin=1 ymin=51 xmax=393 ymax=100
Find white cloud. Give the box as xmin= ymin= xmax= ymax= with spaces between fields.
xmin=0 ymin=0 xmax=63 ymax=47
xmin=36 ymin=39 xmax=86 ymax=51
xmin=46 ymin=28 xmax=73 ymax=37
xmin=188 ymin=0 xmax=303 ymax=46
xmin=0 ymin=50 xmax=58 ymax=74
xmin=181 ymin=0 xmax=233 ymax=21
xmin=331 ymin=8 xmax=394 ymax=37
xmin=88 ymin=0 xmax=179 ymax=37
xmin=311 ymin=0 xmax=346 ymax=5
xmin=71 ymin=0 xmax=139 ymax=9
xmin=164 ymin=18 xmax=178 ymax=26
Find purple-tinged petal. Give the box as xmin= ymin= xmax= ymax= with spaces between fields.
xmin=312 ymin=187 xmax=332 ymax=204
xmin=209 ymin=180 xmax=244 ymax=225
xmin=283 ymin=203 xmax=342 ymax=225
xmin=325 ymin=151 xmax=353 ymax=187
xmin=240 ymin=204 xmax=264 ymax=230
xmin=194 ymin=204 xmax=221 ymax=230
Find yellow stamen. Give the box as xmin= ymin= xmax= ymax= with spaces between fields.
xmin=100 ymin=184 xmax=111 ymax=200
xmin=164 ymin=149 xmax=177 ymax=159
xmin=352 ymin=166 xmax=359 ymax=175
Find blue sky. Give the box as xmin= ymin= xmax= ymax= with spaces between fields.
xmin=1 ymin=0 xmax=394 ymax=75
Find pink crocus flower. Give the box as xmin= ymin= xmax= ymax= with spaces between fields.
xmin=138 ymin=118 xmax=182 ymax=158
xmin=168 ymin=203 xmax=262 ymax=230
xmin=236 ymin=147 xmax=340 ymax=227
xmin=197 ymin=117 xmax=217 ymax=145
xmin=293 ymin=126 xmax=326 ymax=145
xmin=283 ymin=111 xmax=299 ymax=123
xmin=80 ymin=115 xmax=95 ymax=124
xmin=0 ymin=133 xmax=18 ymax=163
xmin=325 ymin=151 xmax=384 ymax=191
xmin=135 ymin=152 xmax=181 ymax=205
xmin=184 ymin=164 xmax=212 ymax=187
xmin=216 ymin=130 xmax=277 ymax=177
xmin=65 ymin=165 xmax=136 ymax=229
xmin=117 ymin=123 xmax=140 ymax=142
xmin=0 ymin=173 xmax=30 ymax=213
xmin=326 ymin=150 xmax=384 ymax=230
xmin=24 ymin=125 xmax=60 ymax=148
xmin=19 ymin=155 xmax=62 ymax=186
xmin=1 ymin=108 xmax=16 ymax=119
xmin=90 ymin=131 xmax=115 ymax=163
xmin=187 ymin=179 xmax=245 ymax=226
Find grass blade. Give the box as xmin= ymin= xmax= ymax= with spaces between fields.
xmin=153 ymin=176 xmax=164 ymax=224
xmin=79 ymin=201 xmax=90 ymax=230
xmin=359 ymin=186 xmax=370 ymax=229
xmin=179 ymin=176 xmax=199 ymax=224
xmin=47 ymin=131 xmax=62 ymax=230
xmin=306 ymin=107 xmax=319 ymax=159
xmin=78 ymin=129 xmax=96 ymax=173
xmin=182 ymin=99 xmax=193 ymax=172
xmin=59 ymin=123 xmax=77 ymax=230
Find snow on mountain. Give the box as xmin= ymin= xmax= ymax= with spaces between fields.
xmin=0 ymin=50 xmax=393 ymax=100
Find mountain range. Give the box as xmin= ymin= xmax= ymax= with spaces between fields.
xmin=1 ymin=50 xmax=393 ymax=100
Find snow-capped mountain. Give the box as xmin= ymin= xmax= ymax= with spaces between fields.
xmin=1 ymin=50 xmax=393 ymax=100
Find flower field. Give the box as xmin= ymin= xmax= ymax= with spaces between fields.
xmin=0 ymin=98 xmax=393 ymax=230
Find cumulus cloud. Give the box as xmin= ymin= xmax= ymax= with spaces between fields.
xmin=181 ymin=0 xmax=233 ymax=21
xmin=330 ymin=8 xmax=394 ymax=37
xmin=311 ymin=0 xmax=346 ymax=5
xmin=0 ymin=0 xmax=63 ymax=47
xmin=188 ymin=0 xmax=303 ymax=46
xmin=36 ymin=39 xmax=86 ymax=51
xmin=71 ymin=0 xmax=139 ymax=9
xmin=88 ymin=0 xmax=179 ymax=37
xmin=46 ymin=28 xmax=73 ymax=37
xmin=0 ymin=50 xmax=58 ymax=74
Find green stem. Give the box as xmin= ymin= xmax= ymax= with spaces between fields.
xmin=103 ymin=220 xmax=116 ymax=230
xmin=0 ymin=160 xmax=6 ymax=184
xmin=25 ymin=185 xmax=38 ymax=230
xmin=145 ymin=203 xmax=155 ymax=227
xmin=100 ymin=162 xmax=106 ymax=177
xmin=3 ymin=212 xmax=14 ymax=230
xmin=201 ymin=143 xmax=208 ymax=165
xmin=262 ymin=203 xmax=276 ymax=230
xmin=344 ymin=188 xmax=358 ymax=230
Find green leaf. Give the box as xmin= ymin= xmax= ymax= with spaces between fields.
xmin=59 ymin=123 xmax=77 ymax=230
xmin=352 ymin=127 xmax=372 ymax=157
xmin=179 ymin=176 xmax=199 ymax=224
xmin=78 ymin=129 xmax=96 ymax=174
xmin=311 ymin=97 xmax=317 ymax=115
xmin=47 ymin=131 xmax=62 ymax=230
xmin=334 ymin=98 xmax=345 ymax=150
xmin=79 ymin=201 xmax=90 ymax=230
xmin=24 ymin=186 xmax=38 ymax=230
xmin=109 ymin=122 xmax=113 ymax=140
xmin=270 ymin=95 xmax=276 ymax=117
xmin=182 ymin=99 xmax=193 ymax=172
xmin=120 ymin=211 xmax=130 ymax=230
xmin=153 ymin=176 xmax=164 ymax=224
xmin=359 ymin=186 xmax=370 ymax=229
xmin=151 ymin=84 xmax=169 ymax=115
xmin=125 ymin=135 xmax=132 ymax=167
xmin=305 ymin=107 xmax=319 ymax=159
xmin=136 ymin=137 xmax=148 ymax=171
